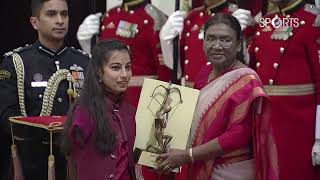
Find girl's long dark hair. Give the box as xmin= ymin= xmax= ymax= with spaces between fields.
xmin=204 ymin=13 xmax=246 ymax=64
xmin=61 ymin=39 xmax=130 ymax=154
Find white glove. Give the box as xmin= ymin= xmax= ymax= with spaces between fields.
xmin=312 ymin=139 xmax=320 ymax=166
xmin=77 ymin=12 xmax=102 ymax=54
xmin=312 ymin=105 xmax=320 ymax=166
xmin=160 ymin=10 xmax=187 ymax=41
xmin=232 ymin=9 xmax=254 ymax=30
xmin=159 ymin=11 xmax=186 ymax=76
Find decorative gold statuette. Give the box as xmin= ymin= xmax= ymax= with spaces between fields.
xmin=146 ymin=83 xmax=183 ymax=154
xmin=134 ymin=79 xmax=199 ymax=172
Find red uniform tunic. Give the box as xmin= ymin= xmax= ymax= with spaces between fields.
xmin=99 ymin=1 xmax=171 ymax=107
xmin=249 ymin=1 xmax=320 ymax=179
xmin=180 ymin=0 xmax=236 ymax=87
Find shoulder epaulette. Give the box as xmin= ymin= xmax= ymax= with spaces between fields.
xmin=304 ymin=3 xmax=320 ymax=26
xmin=70 ymin=47 xmax=90 ymax=57
xmin=3 ymin=44 xmax=31 ymax=57
xmin=304 ymin=3 xmax=318 ymax=15
xmin=228 ymin=3 xmax=238 ymax=13
xmin=145 ymin=4 xmax=167 ymax=31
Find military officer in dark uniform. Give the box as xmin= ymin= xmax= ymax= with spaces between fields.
xmin=0 ymin=0 xmax=89 ymax=179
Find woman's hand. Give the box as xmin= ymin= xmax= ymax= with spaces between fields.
xmin=155 ymin=149 xmax=190 ymax=175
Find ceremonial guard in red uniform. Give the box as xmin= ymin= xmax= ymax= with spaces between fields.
xmin=160 ymin=0 xmax=253 ymax=88
xmin=77 ymin=0 xmax=171 ymax=107
xmin=249 ymin=0 xmax=320 ymax=179
xmin=180 ymin=1 xmax=236 ymax=87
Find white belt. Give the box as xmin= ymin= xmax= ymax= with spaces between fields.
xmin=263 ymin=83 xmax=315 ymax=96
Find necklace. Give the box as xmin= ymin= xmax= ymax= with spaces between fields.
xmin=207 ymin=60 xmax=237 ymax=82
xmin=207 ymin=70 xmax=215 ymax=82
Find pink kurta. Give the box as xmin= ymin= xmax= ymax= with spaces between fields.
xmin=69 ymin=94 xmax=136 ymax=180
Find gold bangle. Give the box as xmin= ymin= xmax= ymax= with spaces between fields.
xmin=189 ymin=148 xmax=194 ymax=162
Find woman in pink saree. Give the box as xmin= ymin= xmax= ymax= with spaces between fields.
xmin=156 ymin=13 xmax=268 ymax=180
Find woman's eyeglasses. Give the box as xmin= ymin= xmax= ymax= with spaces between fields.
xmin=204 ymin=37 xmax=233 ymax=49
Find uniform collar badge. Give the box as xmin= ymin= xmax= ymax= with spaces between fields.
xmin=116 ymin=20 xmax=138 ymax=38
xmin=38 ymin=41 xmax=67 ymax=57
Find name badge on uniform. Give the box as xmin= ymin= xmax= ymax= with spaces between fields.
xmin=69 ymin=64 xmax=85 ymax=90
xmin=116 ymin=20 xmax=138 ymax=38
xmin=31 ymin=81 xmax=48 ymax=87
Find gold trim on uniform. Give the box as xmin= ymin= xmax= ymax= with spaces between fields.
xmin=124 ymin=0 xmax=144 ymax=11
xmin=12 ymin=53 xmax=27 ymax=116
xmin=206 ymin=0 xmax=227 ymax=15
xmin=281 ymin=0 xmax=304 ymax=15
xmin=40 ymin=69 xmax=72 ymax=116
xmin=9 ymin=117 xmax=63 ymax=131
xmin=264 ymin=83 xmax=315 ymax=96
